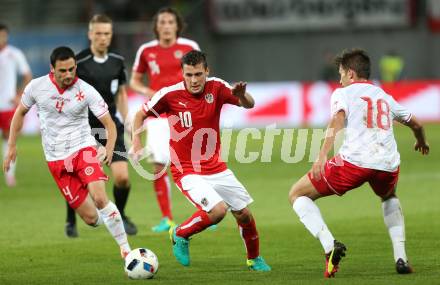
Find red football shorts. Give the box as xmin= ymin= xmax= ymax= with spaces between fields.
xmin=0 ymin=110 xmax=15 ymax=133
xmin=308 ymin=155 xmax=399 ymax=198
xmin=47 ymin=147 xmax=108 ymax=209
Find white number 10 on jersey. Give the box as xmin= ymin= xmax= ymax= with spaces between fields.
xmin=179 ymin=111 xmax=192 ymax=128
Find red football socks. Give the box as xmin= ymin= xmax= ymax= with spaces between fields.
xmin=176 ymin=210 xmax=212 ymax=239
xmin=153 ymin=173 xmax=173 ymax=220
xmin=238 ymin=218 xmax=260 ymax=259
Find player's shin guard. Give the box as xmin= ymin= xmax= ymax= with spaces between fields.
xmin=99 ymin=201 xmax=131 ymax=253
xmin=382 ymin=197 xmax=407 ymax=262
xmin=176 ymin=210 xmax=212 ymax=239
xmin=238 ymin=218 xmax=260 ymax=259
xmin=293 ymin=196 xmax=335 ymax=253
xmin=154 ymin=172 xmax=173 ymax=220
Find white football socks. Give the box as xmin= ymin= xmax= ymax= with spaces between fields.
xmin=382 ymin=197 xmax=407 ymax=262
xmin=98 ymin=201 xmax=131 ymax=253
xmin=93 ymin=208 xmax=103 ymax=226
xmin=2 ymin=139 xmax=16 ymax=177
xmin=293 ymin=196 xmax=334 ymax=253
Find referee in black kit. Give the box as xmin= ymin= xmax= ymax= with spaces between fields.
xmin=64 ymin=14 xmax=137 ymax=237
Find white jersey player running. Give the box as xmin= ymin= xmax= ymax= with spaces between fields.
xmin=3 ymin=46 xmax=131 ymax=259
xmin=332 ymin=82 xmax=411 ymax=172
xmin=287 ymin=49 xmax=429 ymax=278
xmin=0 ymin=23 xmax=32 ymax=187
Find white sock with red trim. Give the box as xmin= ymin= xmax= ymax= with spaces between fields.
xmin=99 ymin=201 xmax=131 ymax=253
xmin=93 ymin=208 xmax=103 ymax=226
xmin=382 ymin=197 xmax=407 ymax=262
xmin=293 ymin=196 xmax=334 ymax=253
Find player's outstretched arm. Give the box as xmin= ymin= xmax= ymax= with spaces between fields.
xmin=311 ymin=110 xmax=345 ymax=180
xmin=129 ymin=71 xmax=156 ymax=99
xmin=403 ymin=115 xmax=429 ymax=155
xmin=130 ymin=110 xmax=148 ymax=162
xmin=3 ymin=103 xmax=29 ymax=172
xmin=98 ymin=113 xmax=117 ymax=165
xmin=232 ymin=82 xmax=255 ymax=109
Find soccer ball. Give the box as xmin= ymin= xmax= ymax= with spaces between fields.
xmin=124 ymin=248 xmax=159 ymax=279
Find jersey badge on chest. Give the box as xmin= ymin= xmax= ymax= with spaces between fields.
xmin=75 ymin=91 xmax=85 ymax=102
xmin=174 ymin=50 xmax=183 ymax=59
xmin=205 ymin=93 xmax=214 ymax=104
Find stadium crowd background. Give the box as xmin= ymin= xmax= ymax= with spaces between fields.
xmin=1 ymin=0 xmax=439 ymax=81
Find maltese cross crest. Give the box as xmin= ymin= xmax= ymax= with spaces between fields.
xmin=75 ymin=91 xmax=85 ymax=102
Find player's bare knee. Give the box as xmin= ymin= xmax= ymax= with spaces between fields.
xmin=154 ymin=163 xmax=166 ymax=174
xmin=94 ymin=197 xmax=109 ymax=209
xmin=288 ymin=186 xmax=301 ymax=205
xmin=232 ymin=208 xmax=252 ymax=224
xmin=114 ymin=175 xmax=130 ymax=188
xmin=381 ymin=193 xmax=397 ymax=202
xmin=81 ymin=212 xmax=99 ymax=226
xmin=208 ymin=202 xmax=228 ymax=223
xmin=289 ymin=178 xmax=319 ymax=204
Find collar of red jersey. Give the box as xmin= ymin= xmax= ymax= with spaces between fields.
xmin=49 ymin=72 xmax=79 ymax=94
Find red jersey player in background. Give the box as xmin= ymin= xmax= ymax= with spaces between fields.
xmin=3 ymin=46 xmax=131 ymax=259
xmin=288 ymin=49 xmax=429 ymax=278
xmin=131 ymin=50 xmax=271 ymax=271
xmin=130 ymin=7 xmax=200 ymax=233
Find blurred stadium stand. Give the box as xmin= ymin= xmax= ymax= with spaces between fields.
xmin=1 ymin=0 xmax=439 ymax=81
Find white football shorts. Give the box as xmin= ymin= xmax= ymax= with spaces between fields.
xmin=176 ymin=169 xmax=254 ymax=212
xmin=145 ymin=117 xmax=170 ymax=165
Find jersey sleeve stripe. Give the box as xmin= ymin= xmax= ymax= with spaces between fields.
xmin=76 ymin=54 xmax=92 ymax=65
xmin=207 ymin=77 xmax=232 ymax=89
xmin=142 ymin=103 xmax=150 ymax=115
xmin=20 ymin=99 xmax=31 ymax=109
xmin=95 ymin=110 xmax=109 ymax=119
xmin=177 ymin=38 xmax=200 ymax=51
xmin=108 ymin=53 xmax=124 ymax=60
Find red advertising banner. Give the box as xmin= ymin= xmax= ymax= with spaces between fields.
xmin=22 ymin=80 xmax=440 ymax=134
xmin=218 ymin=80 xmax=440 ymax=127
xmin=427 ymin=0 xmax=440 ymax=32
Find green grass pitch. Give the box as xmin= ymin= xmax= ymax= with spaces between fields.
xmin=0 ymin=124 xmax=439 ymax=284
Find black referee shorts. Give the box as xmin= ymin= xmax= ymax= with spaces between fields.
xmin=92 ymin=121 xmax=128 ymax=163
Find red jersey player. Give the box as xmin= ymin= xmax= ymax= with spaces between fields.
xmin=130 ymin=7 xmax=200 ymax=232
xmin=3 ymin=47 xmax=131 ymax=259
xmin=288 ymin=49 xmax=429 ymax=278
xmin=131 ymin=50 xmax=271 ymax=271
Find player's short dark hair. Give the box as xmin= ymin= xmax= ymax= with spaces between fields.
xmin=50 ymin=46 xmax=76 ymax=67
xmin=335 ymin=48 xmax=371 ymax=79
xmin=89 ymin=14 xmax=112 ymax=29
xmin=181 ymin=50 xmax=208 ymax=69
xmin=0 ymin=23 xmax=8 ymax=32
xmin=153 ymin=7 xmax=186 ymax=39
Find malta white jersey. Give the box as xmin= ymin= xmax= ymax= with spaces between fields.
xmin=21 ymin=74 xmax=108 ymax=161
xmin=0 ymin=45 xmax=31 ymax=111
xmin=331 ymin=82 xmax=411 ymax=172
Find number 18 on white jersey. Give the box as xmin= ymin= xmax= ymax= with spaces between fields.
xmin=331 ymin=82 xmax=411 ymax=172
